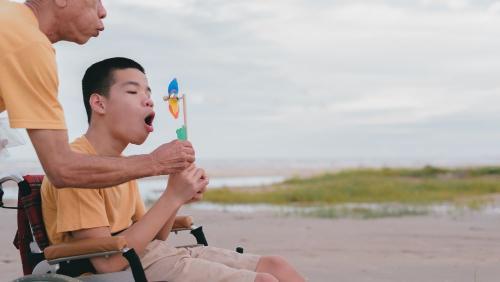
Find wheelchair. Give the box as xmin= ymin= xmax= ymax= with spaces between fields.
xmin=0 ymin=173 xmax=210 ymax=282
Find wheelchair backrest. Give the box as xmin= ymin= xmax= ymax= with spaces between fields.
xmin=1 ymin=174 xmax=49 ymax=275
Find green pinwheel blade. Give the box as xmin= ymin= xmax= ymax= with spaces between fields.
xmin=176 ymin=125 xmax=187 ymax=140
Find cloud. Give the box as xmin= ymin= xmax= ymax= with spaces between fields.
xmin=4 ymin=0 xmax=500 ymax=162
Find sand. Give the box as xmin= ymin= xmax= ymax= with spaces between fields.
xmin=1 ymin=205 xmax=500 ymax=282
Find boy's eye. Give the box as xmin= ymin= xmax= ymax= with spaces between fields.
xmin=127 ymin=91 xmax=137 ymax=94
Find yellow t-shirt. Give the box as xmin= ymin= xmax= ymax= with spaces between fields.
xmin=41 ymin=136 xmax=146 ymax=245
xmin=0 ymin=1 xmax=66 ymax=129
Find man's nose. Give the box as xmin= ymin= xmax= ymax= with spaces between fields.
xmin=98 ymin=0 xmax=107 ymax=19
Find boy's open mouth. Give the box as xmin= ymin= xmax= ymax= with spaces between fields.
xmin=144 ymin=112 xmax=155 ymax=132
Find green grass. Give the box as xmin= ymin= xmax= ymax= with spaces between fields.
xmin=296 ymin=205 xmax=429 ymax=219
xmin=203 ymin=166 xmax=500 ymax=206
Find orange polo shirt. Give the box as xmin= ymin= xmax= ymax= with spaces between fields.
xmin=41 ymin=136 xmax=146 ymax=245
xmin=0 ymin=1 xmax=66 ymax=129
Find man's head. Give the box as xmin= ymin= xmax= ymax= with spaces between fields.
xmin=82 ymin=57 xmax=155 ymax=145
xmin=26 ymin=0 xmax=107 ymax=44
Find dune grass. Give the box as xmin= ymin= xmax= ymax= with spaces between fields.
xmin=203 ymin=166 xmax=500 ymax=206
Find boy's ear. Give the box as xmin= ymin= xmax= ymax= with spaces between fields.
xmin=89 ymin=93 xmax=106 ymax=116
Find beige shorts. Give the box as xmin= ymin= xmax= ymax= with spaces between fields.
xmin=139 ymin=240 xmax=261 ymax=282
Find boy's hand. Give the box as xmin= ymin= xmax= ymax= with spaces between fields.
xmin=187 ymin=170 xmax=209 ymax=204
xmin=150 ymin=140 xmax=195 ymax=175
xmin=164 ymin=164 xmax=209 ymax=205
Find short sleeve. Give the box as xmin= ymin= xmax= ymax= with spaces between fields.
xmin=56 ymin=188 xmax=109 ymax=233
xmin=0 ymin=42 xmax=66 ymax=129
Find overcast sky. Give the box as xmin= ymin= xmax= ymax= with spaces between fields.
xmin=3 ymin=0 xmax=500 ymax=164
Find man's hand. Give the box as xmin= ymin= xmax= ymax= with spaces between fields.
xmin=150 ymin=140 xmax=195 ymax=175
xmin=164 ymin=164 xmax=209 ymax=205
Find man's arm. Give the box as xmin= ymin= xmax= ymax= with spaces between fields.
xmin=28 ymin=129 xmax=195 ymax=188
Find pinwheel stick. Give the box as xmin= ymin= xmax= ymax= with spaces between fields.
xmin=182 ymin=93 xmax=188 ymax=139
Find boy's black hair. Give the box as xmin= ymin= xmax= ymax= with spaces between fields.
xmin=82 ymin=57 xmax=145 ymax=123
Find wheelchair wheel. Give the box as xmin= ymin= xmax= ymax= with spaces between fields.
xmin=12 ymin=274 xmax=81 ymax=282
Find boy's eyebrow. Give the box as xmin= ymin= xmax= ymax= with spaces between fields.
xmin=121 ymin=81 xmax=152 ymax=93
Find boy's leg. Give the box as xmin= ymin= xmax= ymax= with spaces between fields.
xmin=189 ymin=246 xmax=305 ymax=281
xmin=140 ymin=240 xmax=258 ymax=282
xmin=255 ymin=255 xmax=305 ymax=282
xmin=187 ymin=246 xmax=260 ymax=271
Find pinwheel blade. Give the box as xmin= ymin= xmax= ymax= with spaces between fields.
xmin=168 ymin=98 xmax=179 ymax=119
xmin=168 ymin=78 xmax=179 ymax=95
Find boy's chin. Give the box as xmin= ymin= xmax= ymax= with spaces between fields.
xmin=131 ymin=138 xmax=147 ymax=146
xmin=131 ymin=135 xmax=149 ymax=145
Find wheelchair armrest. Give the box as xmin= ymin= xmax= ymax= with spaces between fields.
xmin=171 ymin=216 xmax=208 ymax=246
xmin=44 ymin=236 xmax=128 ymax=262
xmin=45 ymin=216 xmax=195 ymax=261
xmin=172 ymin=215 xmax=193 ymax=231
xmin=43 ymin=236 xmax=147 ymax=282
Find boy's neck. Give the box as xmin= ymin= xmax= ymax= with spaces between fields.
xmin=84 ymin=123 xmax=128 ymax=157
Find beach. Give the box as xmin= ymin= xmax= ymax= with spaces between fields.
xmin=1 ymin=203 xmax=500 ymax=282
xmin=1 ymin=0 xmax=499 ymax=280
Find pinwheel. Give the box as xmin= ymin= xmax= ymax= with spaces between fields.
xmin=163 ymin=78 xmax=188 ymax=140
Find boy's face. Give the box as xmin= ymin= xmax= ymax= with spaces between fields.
xmin=102 ymin=68 xmax=154 ymax=145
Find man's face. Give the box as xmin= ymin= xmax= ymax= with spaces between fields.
xmin=101 ymin=68 xmax=155 ymax=145
xmin=58 ymin=0 xmax=107 ymax=44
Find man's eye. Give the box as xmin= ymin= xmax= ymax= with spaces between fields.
xmin=127 ymin=91 xmax=137 ymax=94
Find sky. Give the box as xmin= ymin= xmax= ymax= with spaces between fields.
xmin=2 ymin=0 xmax=500 ymax=165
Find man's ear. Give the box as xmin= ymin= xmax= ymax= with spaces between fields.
xmin=89 ymin=93 xmax=106 ymax=116
xmin=53 ymin=0 xmax=68 ymax=8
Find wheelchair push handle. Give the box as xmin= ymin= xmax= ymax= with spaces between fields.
xmin=0 ymin=174 xmax=24 ymax=184
xmin=0 ymin=173 xmax=24 ymax=209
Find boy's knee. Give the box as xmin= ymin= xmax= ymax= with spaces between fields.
xmin=255 ymin=272 xmax=278 ymax=282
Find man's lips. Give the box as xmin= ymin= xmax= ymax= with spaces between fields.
xmin=94 ymin=27 xmax=104 ymax=37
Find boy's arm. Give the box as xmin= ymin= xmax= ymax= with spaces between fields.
xmin=70 ymin=227 xmax=129 ymax=273
xmin=70 ymin=165 xmax=208 ymax=274
xmin=28 ymin=129 xmax=195 ymax=188
xmin=155 ymin=206 xmax=180 ymax=241
xmin=72 ymin=194 xmax=183 ymax=273
xmin=155 ymin=170 xmax=208 ymax=241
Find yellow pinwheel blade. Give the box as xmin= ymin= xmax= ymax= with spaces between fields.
xmin=169 ymin=98 xmax=179 ymax=119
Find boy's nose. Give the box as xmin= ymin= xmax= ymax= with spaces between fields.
xmin=144 ymin=97 xmax=154 ymax=108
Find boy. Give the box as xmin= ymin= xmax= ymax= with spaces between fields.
xmin=41 ymin=57 xmax=305 ymax=282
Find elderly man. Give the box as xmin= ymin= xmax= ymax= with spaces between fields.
xmin=0 ymin=0 xmax=194 ymax=188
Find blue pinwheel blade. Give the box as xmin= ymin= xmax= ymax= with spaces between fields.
xmin=168 ymin=78 xmax=179 ymax=95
